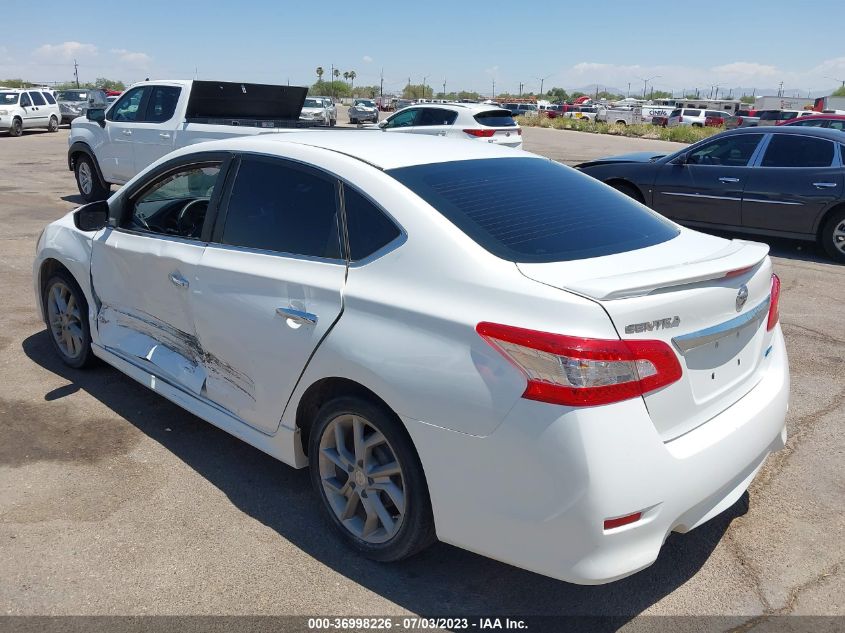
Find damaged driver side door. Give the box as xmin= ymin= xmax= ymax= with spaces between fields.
xmin=91 ymin=157 xmax=228 ymax=395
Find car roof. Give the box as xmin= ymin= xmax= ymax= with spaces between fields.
xmin=403 ymin=102 xmax=509 ymax=112
xmin=723 ymin=126 xmax=845 ymax=141
xmin=178 ymin=130 xmax=539 ymax=170
xmin=784 ymin=113 xmax=845 ymax=121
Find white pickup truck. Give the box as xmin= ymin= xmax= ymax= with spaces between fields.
xmin=68 ymin=80 xmax=314 ymax=201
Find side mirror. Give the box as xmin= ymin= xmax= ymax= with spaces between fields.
xmin=73 ymin=200 xmax=109 ymax=232
xmin=87 ymin=108 xmax=106 ymax=127
xmin=378 ymin=120 xmax=388 ymax=129
xmin=672 ymin=152 xmax=689 ymax=166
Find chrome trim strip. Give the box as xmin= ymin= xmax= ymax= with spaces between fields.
xmin=662 ymin=192 xmax=742 ymax=201
xmin=672 ymin=296 xmax=771 ymax=354
xmin=744 ymin=198 xmax=804 ymax=206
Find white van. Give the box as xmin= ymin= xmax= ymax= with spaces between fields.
xmin=0 ymin=89 xmax=62 ymax=136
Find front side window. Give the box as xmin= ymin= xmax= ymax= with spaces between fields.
xmin=388 ymin=158 xmax=679 ymax=263
xmin=220 ymin=158 xmax=340 ymax=259
xmin=128 ymin=163 xmax=221 ymax=238
xmin=108 ymin=87 xmax=147 ymax=122
xmin=28 ymin=91 xmax=46 ymax=106
xmin=19 ymin=93 xmax=31 ymax=107
xmin=384 ymin=108 xmax=419 ymax=129
xmin=828 ymin=120 xmax=845 ymax=131
xmin=144 ymin=86 xmax=181 ymax=123
xmin=789 ymin=118 xmax=824 ymax=127
xmin=417 ymin=108 xmax=458 ymax=126
xmin=761 ymin=135 xmax=835 ymax=168
xmin=687 ymin=134 xmax=763 ymax=166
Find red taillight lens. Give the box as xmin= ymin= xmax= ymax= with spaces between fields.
xmin=464 ymin=128 xmax=495 ymax=137
xmin=736 ymin=116 xmax=743 ymax=124
xmin=476 ymin=322 xmax=682 ymax=407
xmin=767 ymin=274 xmax=781 ymax=331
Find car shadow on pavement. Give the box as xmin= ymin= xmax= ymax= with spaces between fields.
xmin=23 ymin=330 xmax=749 ymax=631
xmin=60 ymin=194 xmax=86 ymax=205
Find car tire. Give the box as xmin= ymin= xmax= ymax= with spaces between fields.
xmin=309 ymin=395 xmax=436 ymax=562
xmin=48 ymin=115 xmax=59 ymax=132
xmin=330 ymin=118 xmax=336 ymax=127
xmin=350 ymin=117 xmax=357 ymax=124
xmin=74 ymin=154 xmax=109 ymax=202
xmin=820 ymin=207 xmax=845 ymax=263
xmin=692 ymin=122 xmax=703 ymax=128
xmin=609 ymin=181 xmax=645 ymax=204
xmin=43 ymin=269 xmax=95 ymax=369
xmin=9 ymin=117 xmax=22 ymax=137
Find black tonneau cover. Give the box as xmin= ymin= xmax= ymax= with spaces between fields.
xmin=185 ymin=81 xmax=312 ymax=128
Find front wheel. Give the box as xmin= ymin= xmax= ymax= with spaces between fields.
xmin=43 ymin=270 xmax=95 ymax=369
xmin=9 ymin=117 xmax=22 ymax=136
xmin=821 ymin=208 xmax=845 ymax=263
xmin=48 ymin=115 xmax=59 ymax=132
xmin=309 ymin=396 xmax=436 ymax=562
xmin=74 ymin=154 xmax=109 ymax=202
xmin=350 ymin=117 xmax=357 ymax=124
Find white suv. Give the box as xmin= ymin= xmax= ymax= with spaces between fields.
xmin=1 ymin=89 xmax=62 ymax=136
xmin=667 ymin=108 xmax=726 ymax=127
xmin=375 ymin=103 xmax=522 ymax=149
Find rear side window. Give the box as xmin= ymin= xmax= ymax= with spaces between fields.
xmin=145 ymin=86 xmax=181 ymax=122
xmin=417 ymin=108 xmax=458 ymax=126
xmin=344 ymin=186 xmax=401 ymax=261
xmin=388 ymin=158 xmax=678 ymax=263
xmin=683 ymin=109 xmax=701 ymax=116
xmin=761 ymin=135 xmax=835 ymax=168
xmin=42 ymin=92 xmax=56 ymax=105
xmin=705 ymin=111 xmax=723 ymax=118
xmin=474 ymin=110 xmax=517 ymax=127
xmin=28 ymin=91 xmax=46 ymax=106
xmin=669 ymin=109 xmax=681 ymax=117
xmin=221 ymin=157 xmax=341 ymax=259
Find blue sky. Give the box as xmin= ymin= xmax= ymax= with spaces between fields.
xmin=2 ymin=0 xmax=844 ymax=96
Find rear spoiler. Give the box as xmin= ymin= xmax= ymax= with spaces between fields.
xmin=565 ymin=240 xmax=770 ymax=301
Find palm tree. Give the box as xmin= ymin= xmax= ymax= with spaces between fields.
xmin=348 ymin=70 xmax=356 ymax=93
xmin=333 ymin=68 xmax=340 ymax=81
xmin=343 ymin=71 xmax=350 ymax=87
xmin=316 ymin=66 xmax=324 ymax=84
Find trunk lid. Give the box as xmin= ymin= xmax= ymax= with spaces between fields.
xmin=518 ymin=231 xmax=776 ymax=440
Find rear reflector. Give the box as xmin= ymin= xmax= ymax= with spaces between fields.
xmin=604 ymin=512 xmax=642 ymax=530
xmin=767 ymin=274 xmax=781 ymax=331
xmin=464 ymin=129 xmax=495 ymax=137
xmin=476 ymin=322 xmax=682 ymax=407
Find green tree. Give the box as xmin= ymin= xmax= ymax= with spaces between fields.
xmin=94 ymin=78 xmax=125 ymax=91
xmin=402 ymin=83 xmax=432 ymax=99
xmin=310 ymin=80 xmax=349 ymax=98
xmin=546 ymin=87 xmax=568 ymax=102
xmin=348 ymin=70 xmax=356 ymax=91
xmin=739 ymin=95 xmax=755 ymax=104
xmin=316 ymin=66 xmax=324 ymax=84
xmin=833 ymin=86 xmax=845 ymax=97
xmin=333 ymin=68 xmax=340 ymax=81
xmin=0 ymin=78 xmax=31 ymax=88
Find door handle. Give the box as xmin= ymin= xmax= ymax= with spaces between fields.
xmin=168 ymin=272 xmax=189 ymax=288
xmin=159 ymin=132 xmax=170 ymax=139
xmin=718 ymin=177 xmax=740 ymax=183
xmin=812 ymin=182 xmax=837 ymax=189
xmin=122 ymin=129 xmax=132 ymax=136
xmin=276 ymin=307 xmax=318 ymax=325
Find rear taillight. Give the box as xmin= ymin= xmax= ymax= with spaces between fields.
xmin=767 ymin=274 xmax=781 ymax=331
xmin=736 ymin=116 xmax=743 ymax=125
xmin=464 ymin=129 xmax=495 ymax=137
xmin=476 ymin=322 xmax=682 ymax=407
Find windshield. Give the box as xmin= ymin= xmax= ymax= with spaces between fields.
xmin=388 ymin=158 xmax=678 ymax=263
xmin=0 ymin=92 xmax=19 ymax=105
xmin=57 ymin=90 xmax=89 ymax=101
xmin=303 ymin=98 xmax=322 ymax=108
xmin=355 ymin=100 xmax=375 ymax=107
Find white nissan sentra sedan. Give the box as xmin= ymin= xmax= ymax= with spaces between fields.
xmin=34 ymin=132 xmax=789 ymax=584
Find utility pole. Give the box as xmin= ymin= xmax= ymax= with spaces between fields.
xmin=492 ymin=79 xmax=495 ymax=100
xmin=73 ymin=59 xmax=79 ymax=88
xmin=519 ymin=81 xmax=523 ymax=97
xmin=380 ymin=69 xmax=384 ymax=101
xmin=627 ymin=82 xmax=631 ymax=97
xmin=777 ymin=81 xmax=783 ymax=97
xmin=442 ymin=78 xmax=446 ymax=97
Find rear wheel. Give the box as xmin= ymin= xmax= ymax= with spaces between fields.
xmin=9 ymin=117 xmax=22 ymax=136
xmin=821 ymin=207 xmax=845 ymax=263
xmin=692 ymin=122 xmax=703 ymax=128
xmin=309 ymin=396 xmax=436 ymax=562
xmin=350 ymin=117 xmax=358 ymax=124
xmin=43 ymin=270 xmax=94 ymax=369
xmin=74 ymin=154 xmax=109 ymax=202
xmin=48 ymin=115 xmax=59 ymax=132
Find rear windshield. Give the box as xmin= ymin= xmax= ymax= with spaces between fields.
xmin=759 ymin=110 xmax=797 ymax=121
xmin=474 ymin=110 xmax=517 ymax=127
xmin=57 ymin=90 xmax=89 ymax=101
xmin=387 ymin=158 xmax=678 ymax=263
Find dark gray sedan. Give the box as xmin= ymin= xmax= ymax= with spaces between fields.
xmin=577 ymin=127 xmax=845 ymax=262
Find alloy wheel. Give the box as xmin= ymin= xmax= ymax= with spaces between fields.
xmin=78 ymin=161 xmax=93 ymax=196
xmin=47 ymin=281 xmax=85 ymax=360
xmin=833 ymin=219 xmax=845 ymax=255
xmin=318 ymin=413 xmax=406 ymax=544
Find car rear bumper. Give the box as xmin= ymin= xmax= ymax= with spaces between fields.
xmin=405 ymin=326 xmax=789 ymax=584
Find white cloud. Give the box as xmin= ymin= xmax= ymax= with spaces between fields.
xmin=362 ymin=55 xmax=373 ymax=63
xmin=34 ymin=41 xmax=97 ymax=61
xmin=110 ymin=49 xmax=152 ymax=69
xmin=710 ymin=61 xmax=777 ymax=78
